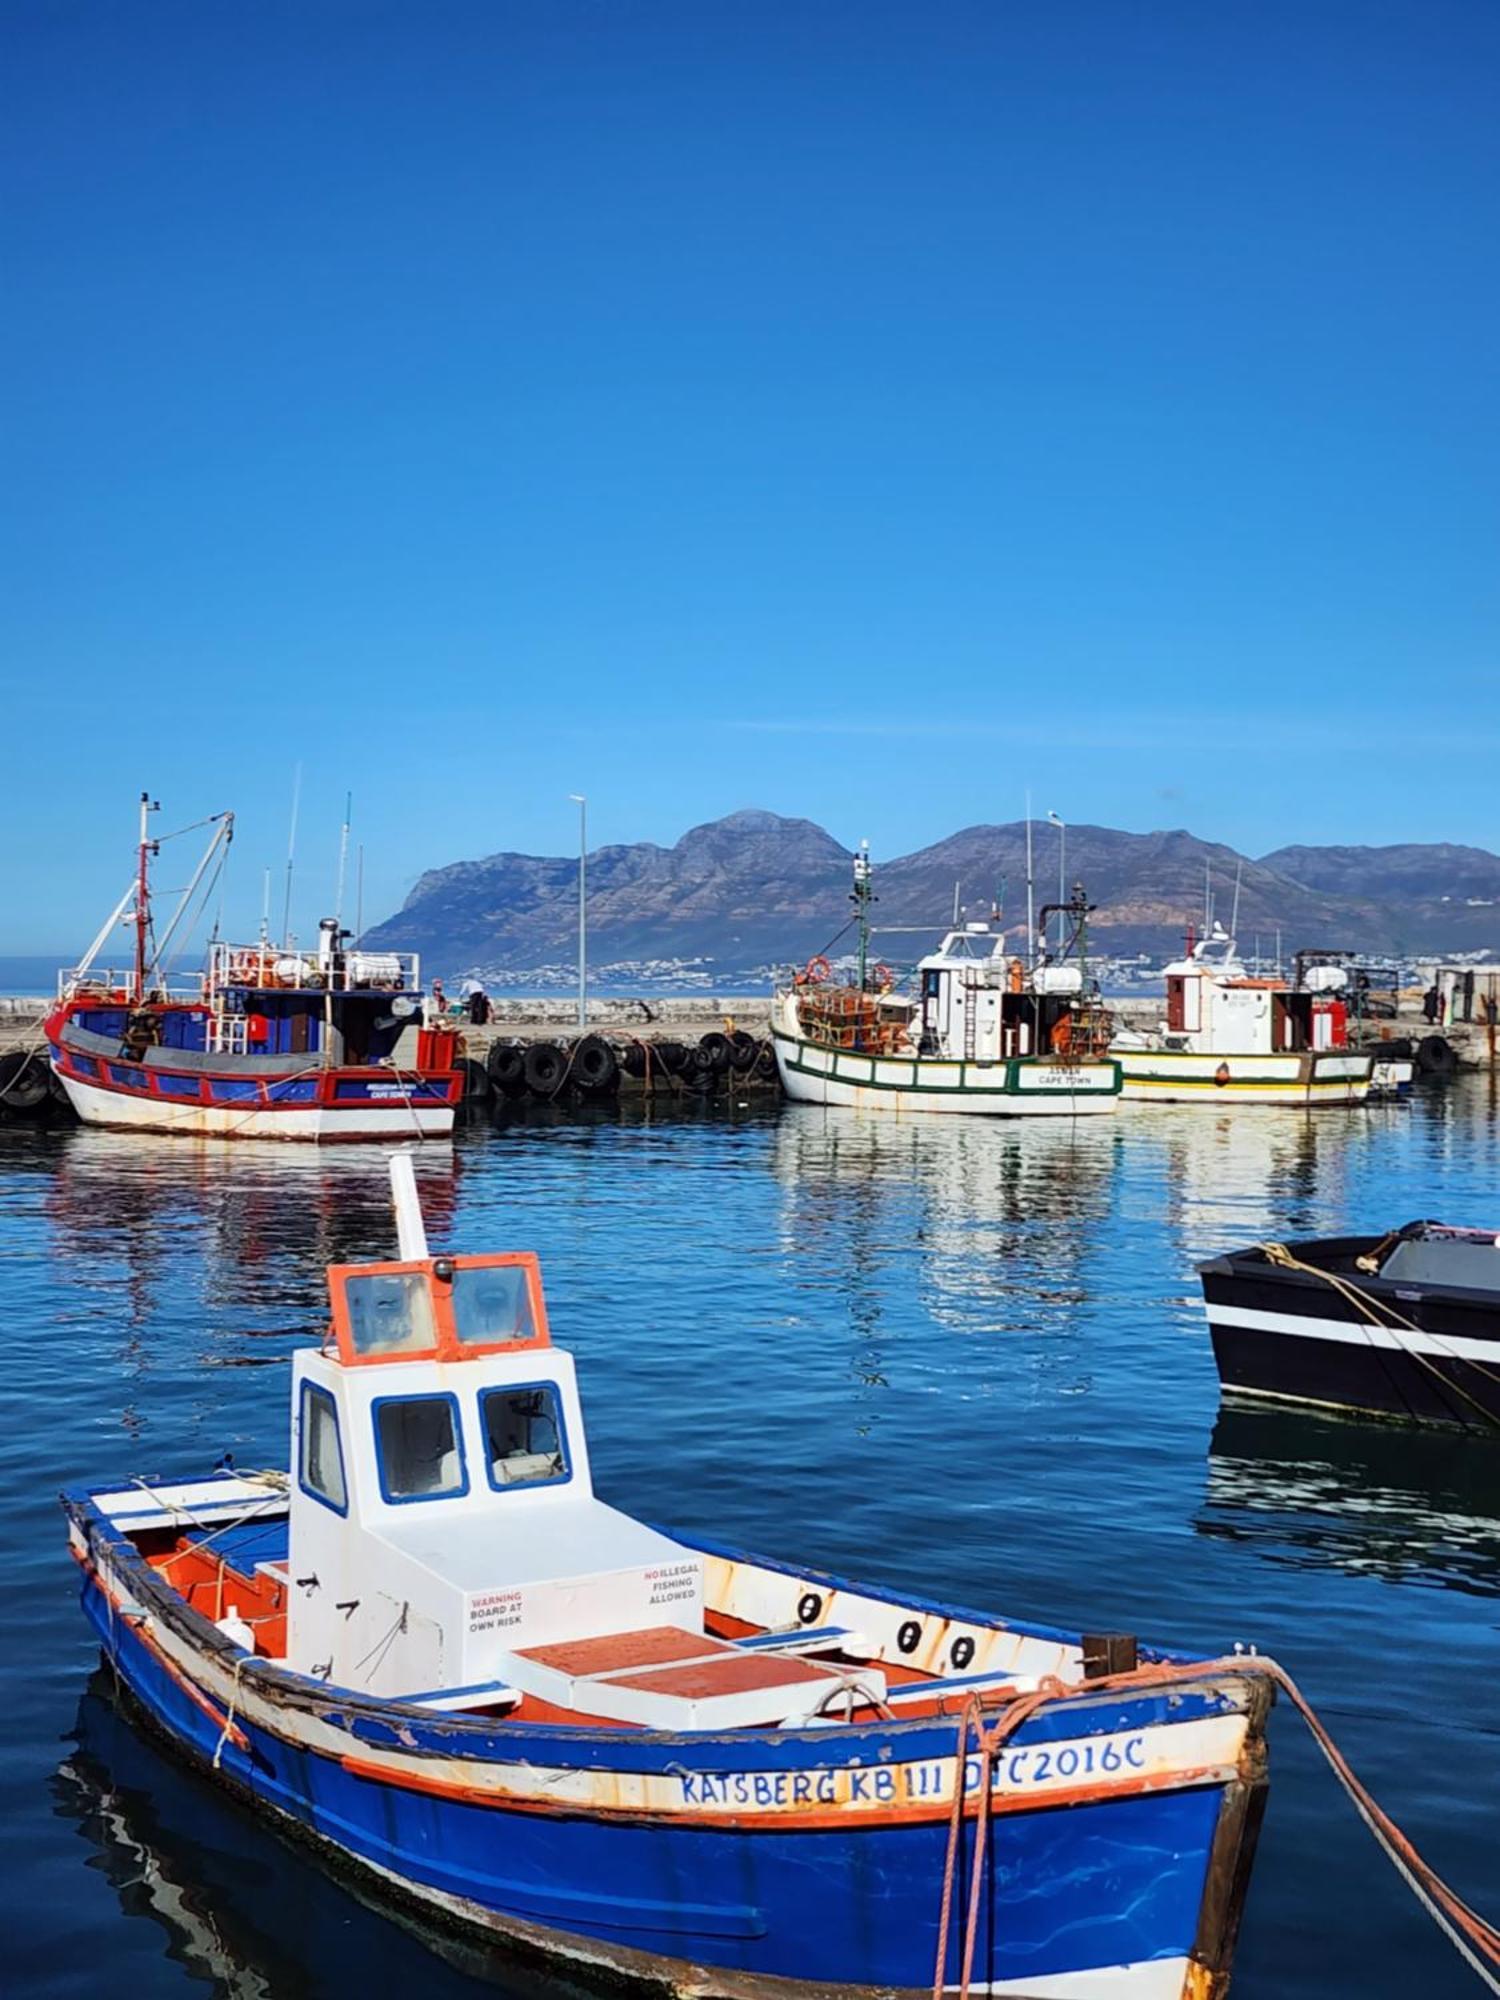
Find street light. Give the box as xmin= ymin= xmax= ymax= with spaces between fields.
xmin=569 ymin=794 xmax=587 ymax=1028
xmin=1047 ymin=811 xmax=1066 ymax=948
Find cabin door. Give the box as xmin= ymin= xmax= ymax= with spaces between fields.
xmin=1168 ymin=976 xmax=1202 ymax=1033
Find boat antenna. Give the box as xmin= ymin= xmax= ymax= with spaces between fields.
xmin=334 ymin=790 xmax=352 ymax=929
xmin=952 ymin=879 xmax=960 ymax=926
xmin=1024 ymin=793 xmax=1035 ymax=967
xmin=1204 ymin=856 xmax=1213 ymax=933
xmin=1229 ymin=859 xmax=1243 ymax=941
xmin=355 ymin=843 xmax=365 ymax=948
xmin=133 ymin=791 xmax=161 ymax=1002
xmin=1046 ymin=811 xmax=1066 ymax=951
xmin=209 ymin=830 xmax=229 ymax=947
xmin=259 ymin=868 xmax=271 ymax=945
xmin=280 ymin=762 xmax=302 ymax=950
xmin=852 ymin=841 xmax=874 ymax=990
xmin=1074 ymin=880 xmax=1089 ymax=985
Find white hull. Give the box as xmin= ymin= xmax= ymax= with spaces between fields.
xmin=1369 ymin=1058 xmax=1414 ymax=1094
xmin=55 ymin=1069 xmax=454 ymax=1142
xmin=773 ymin=1020 xmax=1118 ymax=1119
xmin=957 ymin=1962 xmax=1194 ymax=1997
xmin=1115 ymin=1048 xmax=1371 ymax=1106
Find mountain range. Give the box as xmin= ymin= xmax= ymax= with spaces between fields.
xmin=363 ymin=811 xmax=1500 ymax=980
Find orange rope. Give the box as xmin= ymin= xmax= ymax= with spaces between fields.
xmin=930 ymin=1654 xmax=1500 ymax=1999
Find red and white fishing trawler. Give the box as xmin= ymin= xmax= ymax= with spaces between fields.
xmin=44 ymin=796 xmax=462 ymax=1142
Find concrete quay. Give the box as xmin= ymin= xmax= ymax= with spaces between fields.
xmin=7 ymin=991 xmax=1496 ymax=1069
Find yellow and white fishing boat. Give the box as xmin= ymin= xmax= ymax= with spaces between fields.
xmin=1111 ymin=928 xmax=1372 ymax=1106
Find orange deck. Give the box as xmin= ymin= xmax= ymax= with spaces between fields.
xmin=519 ymin=1626 xmax=722 ymax=1676
xmin=607 ymin=1653 xmax=834 ymax=1699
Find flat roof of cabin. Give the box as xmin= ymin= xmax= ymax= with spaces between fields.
xmin=375 ymin=1497 xmax=689 ymax=1591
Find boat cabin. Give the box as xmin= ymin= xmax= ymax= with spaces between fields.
xmin=55 ymin=921 xmax=425 ymax=1069
xmin=284 ymin=1230 xmax=889 ymax=1729
xmin=916 ymin=924 xmax=1108 ymax=1062
xmin=1163 ymin=928 xmax=1349 ymax=1055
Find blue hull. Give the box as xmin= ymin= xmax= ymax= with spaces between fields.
xmin=78 ymin=1562 xmax=1266 ymax=1996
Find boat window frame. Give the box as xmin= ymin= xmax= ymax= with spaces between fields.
xmin=371 ymin=1390 xmax=470 ymax=1506
xmin=298 ymin=1380 xmax=349 ymax=1517
xmin=327 ymin=1253 xmax=550 ymax=1368
xmin=479 ymin=1379 xmax=573 ymax=1494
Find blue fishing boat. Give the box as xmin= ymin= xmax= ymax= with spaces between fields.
xmin=64 ymin=1159 xmax=1273 ymax=1998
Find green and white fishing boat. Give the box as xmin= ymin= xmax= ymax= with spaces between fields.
xmin=771 ymin=856 xmax=1121 ymax=1119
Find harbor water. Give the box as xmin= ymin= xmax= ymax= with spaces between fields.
xmin=4 ymin=1085 xmax=1500 ymax=1999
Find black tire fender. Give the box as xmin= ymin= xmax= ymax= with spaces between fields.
xmin=523 ymin=1042 xmax=568 ymax=1097
xmin=573 ymin=1035 xmax=619 ymax=1092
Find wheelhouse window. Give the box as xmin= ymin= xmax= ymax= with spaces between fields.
xmin=342 ymin=1271 xmax=437 ymax=1358
xmin=299 ymin=1382 xmax=347 ymax=1513
xmin=374 ymin=1393 xmax=467 ymax=1503
xmin=481 ymin=1384 xmax=570 ymax=1489
xmin=451 ymin=1263 xmax=541 ymax=1349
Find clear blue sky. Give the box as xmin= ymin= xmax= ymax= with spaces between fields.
xmin=4 ymin=0 xmax=1497 ymax=951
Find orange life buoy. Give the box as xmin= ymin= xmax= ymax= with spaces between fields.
xmin=796 ymin=955 xmax=833 ymax=987
xmin=872 ymin=962 xmax=894 ymax=991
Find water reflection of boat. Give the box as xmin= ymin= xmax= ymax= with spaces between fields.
xmin=771 ymin=1108 xmax=1118 ymax=1335
xmin=1125 ymin=1100 xmax=1381 ymax=1262
xmin=1201 ymin=1403 xmax=1500 ymax=1597
xmin=44 ymin=1123 xmax=461 ymax=1271
xmin=37 ymin=1126 xmax=462 ymax=1388
xmin=55 ymin=1677 xmax=600 ymax=2000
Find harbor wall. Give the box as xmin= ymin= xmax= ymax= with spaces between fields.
xmin=5 ymin=992 xmax=1496 ymax=1070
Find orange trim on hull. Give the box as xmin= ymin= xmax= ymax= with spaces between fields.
xmin=337 ymin=1752 xmax=1235 ymax=1831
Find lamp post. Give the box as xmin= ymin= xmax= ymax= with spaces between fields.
xmin=569 ymin=794 xmax=587 ymax=1028
xmin=1047 ymin=811 xmax=1066 ymax=948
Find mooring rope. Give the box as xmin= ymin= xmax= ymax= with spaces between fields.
xmin=212 ymin=1653 xmax=247 ymax=1770
xmin=0 ymin=1028 xmax=52 ymax=1100
xmin=1257 ymin=1241 xmax=1500 ymax=1431
xmin=930 ymin=1654 xmax=1500 ymax=1999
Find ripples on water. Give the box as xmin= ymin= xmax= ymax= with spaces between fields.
xmin=4 ymin=1085 xmax=1500 ymax=1998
